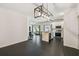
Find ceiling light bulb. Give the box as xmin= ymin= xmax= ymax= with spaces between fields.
xmin=38 ymin=12 xmax=41 ymax=15
xmin=42 ymin=14 xmax=43 ymax=16
xmin=47 ymin=17 xmax=49 ymax=19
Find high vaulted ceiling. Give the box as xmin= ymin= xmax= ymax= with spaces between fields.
xmin=0 ymin=3 xmax=78 ymax=16
xmin=0 ymin=3 xmax=78 ymax=24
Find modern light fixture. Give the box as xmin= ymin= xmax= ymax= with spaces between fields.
xmin=34 ymin=4 xmax=53 ymax=19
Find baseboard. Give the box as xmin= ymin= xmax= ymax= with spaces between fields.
xmin=0 ymin=39 xmax=28 ymax=48
xmin=64 ymin=46 xmax=79 ymax=50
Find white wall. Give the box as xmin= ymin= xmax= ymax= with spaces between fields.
xmin=0 ymin=7 xmax=28 ymax=48
xmin=64 ymin=8 xmax=79 ymax=49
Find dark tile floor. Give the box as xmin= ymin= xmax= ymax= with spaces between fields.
xmin=0 ymin=35 xmax=79 ymax=56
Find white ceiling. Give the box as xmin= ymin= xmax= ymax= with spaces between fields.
xmin=0 ymin=3 xmax=77 ymax=16
xmin=48 ymin=3 xmax=78 ymax=16
xmin=0 ymin=3 xmax=78 ymax=24
xmin=0 ymin=3 xmax=35 ymax=16
xmin=52 ymin=3 xmax=73 ymax=13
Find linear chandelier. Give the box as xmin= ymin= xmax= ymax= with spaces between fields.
xmin=34 ymin=4 xmax=53 ymax=19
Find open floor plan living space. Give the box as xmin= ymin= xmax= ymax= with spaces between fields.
xmin=0 ymin=3 xmax=79 ymax=56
